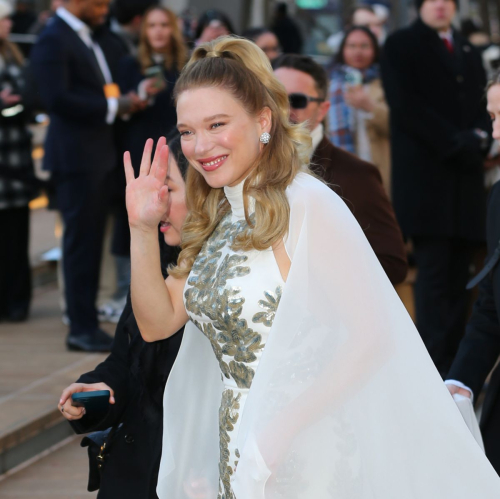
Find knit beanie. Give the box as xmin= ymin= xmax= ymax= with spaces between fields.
xmin=415 ymin=0 xmax=457 ymax=11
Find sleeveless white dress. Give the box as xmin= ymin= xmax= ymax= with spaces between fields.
xmin=183 ymin=181 xmax=285 ymax=498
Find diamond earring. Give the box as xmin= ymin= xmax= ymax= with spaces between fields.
xmin=260 ymin=132 xmax=271 ymax=144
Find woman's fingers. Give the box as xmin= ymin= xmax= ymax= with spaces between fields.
xmin=139 ymin=138 xmax=154 ymax=176
xmin=59 ymin=399 xmax=85 ymax=420
xmin=154 ymin=145 xmax=170 ymax=184
xmin=151 ymin=136 xmax=167 ymax=177
xmin=59 ymin=383 xmax=84 ymax=406
xmin=158 ymin=184 xmax=170 ymax=207
xmin=123 ymin=151 xmax=135 ymax=185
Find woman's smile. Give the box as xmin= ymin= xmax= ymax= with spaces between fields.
xmin=198 ymin=154 xmax=229 ymax=171
xmin=159 ymin=221 xmax=171 ymax=233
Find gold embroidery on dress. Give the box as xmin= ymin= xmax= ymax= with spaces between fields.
xmin=185 ymin=213 xmax=265 ymax=389
xmin=218 ymin=389 xmax=241 ymax=499
xmin=185 ymin=212 xmax=283 ymax=499
xmin=252 ymin=286 xmax=283 ymax=327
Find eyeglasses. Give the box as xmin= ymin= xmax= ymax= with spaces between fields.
xmin=288 ymin=93 xmax=324 ymax=109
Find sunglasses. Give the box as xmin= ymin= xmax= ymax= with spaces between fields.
xmin=288 ymin=93 xmax=324 ymax=109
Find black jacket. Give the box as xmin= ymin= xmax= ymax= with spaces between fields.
xmin=70 ymin=243 xmax=183 ymax=498
xmin=448 ymin=181 xmax=500 ymax=472
xmin=382 ymin=19 xmax=489 ymax=240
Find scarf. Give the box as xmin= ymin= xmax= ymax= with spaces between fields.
xmin=328 ymin=64 xmax=380 ymax=153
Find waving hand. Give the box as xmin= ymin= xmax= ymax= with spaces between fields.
xmin=124 ymin=137 xmax=170 ymax=231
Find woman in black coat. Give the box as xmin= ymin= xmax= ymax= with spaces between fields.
xmin=57 ymin=133 xmax=188 ymax=498
xmin=107 ymin=6 xmax=187 ymax=320
xmin=118 ymin=6 xmax=187 ymax=172
xmin=0 ymin=3 xmax=38 ymax=322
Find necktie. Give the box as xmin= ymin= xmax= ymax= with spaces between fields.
xmin=443 ymin=38 xmax=454 ymax=54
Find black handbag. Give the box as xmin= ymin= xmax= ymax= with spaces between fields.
xmin=80 ymin=424 xmax=120 ymax=492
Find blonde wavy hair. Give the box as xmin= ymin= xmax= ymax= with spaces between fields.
xmin=137 ymin=6 xmax=187 ymax=73
xmin=170 ymin=36 xmax=312 ymax=279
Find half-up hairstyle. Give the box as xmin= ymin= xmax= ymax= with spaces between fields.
xmin=170 ymin=36 xmax=312 ymax=279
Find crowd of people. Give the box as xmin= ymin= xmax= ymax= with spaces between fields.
xmin=0 ymin=0 xmax=500 ymax=495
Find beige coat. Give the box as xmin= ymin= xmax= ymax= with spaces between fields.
xmin=361 ymin=79 xmax=391 ymax=197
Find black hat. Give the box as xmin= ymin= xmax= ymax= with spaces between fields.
xmin=415 ymin=0 xmax=457 ymax=10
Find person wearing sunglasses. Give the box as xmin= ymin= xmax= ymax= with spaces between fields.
xmin=329 ymin=26 xmax=391 ymax=197
xmin=273 ymin=53 xmax=407 ymax=286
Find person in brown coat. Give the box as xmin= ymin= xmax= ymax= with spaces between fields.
xmin=273 ymin=53 xmax=407 ymax=285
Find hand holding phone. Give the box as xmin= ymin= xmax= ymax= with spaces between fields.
xmin=144 ymin=65 xmax=167 ymax=95
xmin=72 ymin=390 xmax=110 ymax=414
xmin=58 ymin=382 xmax=115 ymax=421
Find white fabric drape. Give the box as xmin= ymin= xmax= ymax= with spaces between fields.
xmin=157 ymin=172 xmax=500 ymax=498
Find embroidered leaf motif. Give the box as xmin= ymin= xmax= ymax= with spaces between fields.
xmin=252 ymin=286 xmax=283 ymax=327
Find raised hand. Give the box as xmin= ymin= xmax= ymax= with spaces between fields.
xmin=124 ymin=137 xmax=170 ymax=232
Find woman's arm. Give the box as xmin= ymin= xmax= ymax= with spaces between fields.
xmin=130 ymin=230 xmax=188 ymax=341
xmin=125 ymin=138 xmax=189 ymax=341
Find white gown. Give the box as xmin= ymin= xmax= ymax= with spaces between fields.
xmin=157 ymin=172 xmax=500 ymax=498
xmin=182 ymin=181 xmax=285 ymax=498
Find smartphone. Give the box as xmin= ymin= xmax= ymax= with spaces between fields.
xmin=145 ymin=65 xmax=166 ymax=90
xmin=71 ymin=390 xmax=110 ymax=413
xmin=344 ymin=67 xmax=362 ymax=87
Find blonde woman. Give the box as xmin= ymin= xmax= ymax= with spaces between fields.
xmin=118 ymin=5 xmax=187 ymax=171
xmin=125 ymin=37 xmax=500 ymax=498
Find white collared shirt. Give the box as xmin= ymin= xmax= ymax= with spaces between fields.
xmin=311 ymin=123 xmax=324 ymax=153
xmin=56 ymin=6 xmax=118 ymax=124
xmin=439 ymin=29 xmax=454 ymax=46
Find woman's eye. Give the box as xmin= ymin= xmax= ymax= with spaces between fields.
xmin=211 ymin=122 xmax=224 ymax=129
xmin=179 ymin=130 xmax=191 ymax=137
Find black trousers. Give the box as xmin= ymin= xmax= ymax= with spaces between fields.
xmin=55 ymin=170 xmax=111 ymax=335
xmin=0 ymin=206 xmax=31 ymax=318
xmin=413 ymin=236 xmax=476 ymax=377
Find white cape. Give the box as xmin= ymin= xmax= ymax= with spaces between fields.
xmin=157 ymin=172 xmax=500 ymax=498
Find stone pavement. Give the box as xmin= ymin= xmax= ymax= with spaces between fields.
xmin=0 ymin=437 xmax=96 ymax=499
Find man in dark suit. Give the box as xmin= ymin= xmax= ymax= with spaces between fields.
xmin=273 ymin=54 xmax=408 ymax=285
xmin=446 ymin=179 xmax=500 ymax=475
xmin=30 ymin=0 xmax=142 ymax=351
xmin=382 ymin=0 xmax=490 ymax=376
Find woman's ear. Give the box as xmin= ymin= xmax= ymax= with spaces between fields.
xmin=258 ymin=106 xmax=273 ymax=134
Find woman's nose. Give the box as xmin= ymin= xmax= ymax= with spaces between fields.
xmin=194 ymin=133 xmax=212 ymax=156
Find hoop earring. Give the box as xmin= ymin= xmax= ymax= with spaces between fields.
xmin=260 ymin=132 xmax=271 ymax=144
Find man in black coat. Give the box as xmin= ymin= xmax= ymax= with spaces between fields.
xmin=30 ymin=0 xmax=141 ymax=351
xmin=382 ymin=0 xmax=490 ymax=377
xmin=446 ymin=180 xmax=500 ymax=475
